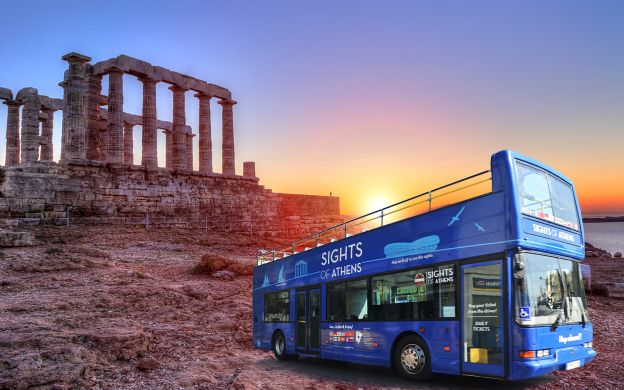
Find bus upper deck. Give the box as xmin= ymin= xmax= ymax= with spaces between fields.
xmin=256 ymin=150 xmax=584 ymax=270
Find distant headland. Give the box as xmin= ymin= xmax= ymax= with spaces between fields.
xmin=583 ymin=216 xmax=624 ymax=223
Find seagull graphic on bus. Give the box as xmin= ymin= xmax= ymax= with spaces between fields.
xmin=448 ymin=206 xmax=466 ymax=226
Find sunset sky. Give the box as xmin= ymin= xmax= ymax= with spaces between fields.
xmin=0 ymin=1 xmax=622 ymax=216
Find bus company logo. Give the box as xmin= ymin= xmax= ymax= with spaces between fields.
xmin=320 ymin=242 xmax=363 ymax=280
xmin=321 ymin=242 xmax=363 ymax=266
xmin=425 ymin=266 xmax=454 ymax=284
xmin=414 ymin=273 xmax=426 ymax=286
xmin=531 ymin=223 xmax=576 ymax=243
xmin=559 ymin=333 xmax=582 ymax=344
xmin=473 ymin=278 xmax=500 ymax=290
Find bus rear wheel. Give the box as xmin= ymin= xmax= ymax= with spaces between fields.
xmin=393 ymin=335 xmax=432 ymax=381
xmin=272 ymin=331 xmax=289 ymax=361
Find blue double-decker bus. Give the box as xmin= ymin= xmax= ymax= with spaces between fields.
xmin=252 ymin=150 xmax=595 ymax=381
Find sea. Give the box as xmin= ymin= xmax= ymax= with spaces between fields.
xmin=584 ymin=221 xmax=624 ymax=254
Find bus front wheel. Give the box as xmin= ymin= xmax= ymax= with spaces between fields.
xmin=393 ymin=335 xmax=432 ymax=381
xmin=272 ymin=331 xmax=289 ymax=361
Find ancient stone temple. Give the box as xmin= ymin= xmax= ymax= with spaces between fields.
xmin=0 ymin=53 xmax=341 ymax=237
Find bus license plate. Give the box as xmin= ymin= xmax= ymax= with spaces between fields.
xmin=566 ymin=360 xmax=581 ymax=370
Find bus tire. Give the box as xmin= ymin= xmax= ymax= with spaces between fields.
xmin=393 ymin=334 xmax=432 ymax=381
xmin=272 ymin=331 xmax=289 ymax=361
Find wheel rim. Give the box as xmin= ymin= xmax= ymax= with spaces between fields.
xmin=275 ymin=335 xmax=285 ymax=355
xmin=400 ymin=343 xmax=426 ymax=375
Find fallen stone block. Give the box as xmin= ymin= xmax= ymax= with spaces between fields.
xmin=0 ymin=229 xmax=35 ymax=247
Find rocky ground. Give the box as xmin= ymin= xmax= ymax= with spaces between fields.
xmin=0 ymin=225 xmax=623 ymax=389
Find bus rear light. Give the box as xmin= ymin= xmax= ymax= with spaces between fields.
xmin=583 ymin=342 xmax=592 ymax=348
xmin=419 ymin=327 xmax=425 ymax=333
xmin=443 ymin=346 xmax=451 ymax=352
xmin=519 ymin=350 xmax=536 ymax=358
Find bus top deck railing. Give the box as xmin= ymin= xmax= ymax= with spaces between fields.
xmin=256 ymin=169 xmax=492 ymax=266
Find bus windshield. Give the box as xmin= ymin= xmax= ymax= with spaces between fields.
xmin=516 ymin=162 xmax=580 ymax=230
xmin=514 ymin=253 xmax=589 ymax=327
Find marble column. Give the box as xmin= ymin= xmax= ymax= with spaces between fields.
xmin=218 ymin=99 xmax=236 ymax=175
xmin=169 ymin=86 xmax=187 ymax=171
xmin=60 ymin=52 xmax=91 ymax=161
xmin=4 ymin=100 xmax=21 ymax=166
xmin=123 ymin=123 xmax=134 ymax=164
xmin=59 ymin=72 xmax=67 ymax=160
xmin=20 ymin=90 xmax=41 ymax=163
xmin=107 ymin=67 xmax=124 ymax=164
xmin=139 ymin=76 xmax=158 ymax=169
xmin=40 ymin=108 xmax=55 ymax=161
xmin=185 ymin=129 xmax=194 ymax=171
xmin=85 ymin=73 xmax=103 ymax=160
xmin=243 ymin=161 xmax=256 ymax=178
xmin=195 ymin=93 xmax=212 ymax=174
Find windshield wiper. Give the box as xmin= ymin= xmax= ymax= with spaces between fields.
xmin=551 ymin=270 xmax=569 ymax=332
xmin=551 ymin=310 xmax=563 ymax=332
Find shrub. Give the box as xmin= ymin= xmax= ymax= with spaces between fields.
xmin=192 ymin=254 xmax=253 ymax=276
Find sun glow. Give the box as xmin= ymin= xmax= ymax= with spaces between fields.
xmin=364 ymin=195 xmax=393 ymax=215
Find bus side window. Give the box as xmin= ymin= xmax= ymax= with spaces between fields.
xmin=264 ymin=291 xmax=290 ymax=322
xmin=327 ymin=282 xmax=346 ymax=321
xmin=327 ymin=278 xmax=368 ymax=321
xmin=370 ymin=265 xmax=456 ymax=321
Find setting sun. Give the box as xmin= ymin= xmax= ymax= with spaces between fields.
xmin=363 ymin=195 xmax=394 ymax=215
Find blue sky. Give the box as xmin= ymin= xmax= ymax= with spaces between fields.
xmin=1 ymin=1 xmax=623 ymax=214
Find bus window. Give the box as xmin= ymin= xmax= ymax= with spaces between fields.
xmin=516 ymin=163 xmax=554 ymax=222
xmin=547 ymin=175 xmax=580 ymax=230
xmin=346 ymin=279 xmax=368 ymax=321
xmin=327 ymin=278 xmax=368 ymax=321
xmin=516 ymin=162 xmax=579 ymax=230
xmin=370 ymin=265 xmax=455 ymax=321
xmin=514 ymin=253 xmax=589 ymax=326
xmin=327 ymin=282 xmax=346 ymax=321
xmin=264 ymin=291 xmax=290 ymax=322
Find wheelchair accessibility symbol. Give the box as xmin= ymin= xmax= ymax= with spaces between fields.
xmin=519 ymin=306 xmax=531 ymax=320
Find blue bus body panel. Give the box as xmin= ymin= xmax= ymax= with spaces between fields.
xmin=254 ymin=192 xmax=508 ymax=293
xmin=510 ymin=323 xmax=595 ymax=380
xmin=252 ymin=150 xmax=592 ymax=380
xmin=321 ymin=321 xmax=460 ymax=375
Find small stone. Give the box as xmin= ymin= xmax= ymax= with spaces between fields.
xmin=137 ymin=357 xmax=160 ymax=371
xmin=212 ymin=270 xmax=235 ymax=280
xmin=614 ymin=252 xmax=622 ymax=258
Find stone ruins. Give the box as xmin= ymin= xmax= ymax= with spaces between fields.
xmin=0 ymin=52 xmax=341 ymax=237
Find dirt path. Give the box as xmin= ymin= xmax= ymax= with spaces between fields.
xmin=0 ymin=225 xmax=622 ymax=389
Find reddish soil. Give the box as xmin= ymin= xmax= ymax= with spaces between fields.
xmin=0 ymin=225 xmax=622 ymax=389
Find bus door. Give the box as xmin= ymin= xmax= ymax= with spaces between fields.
xmin=295 ymin=288 xmax=320 ymax=354
xmin=461 ymin=260 xmax=505 ymax=377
